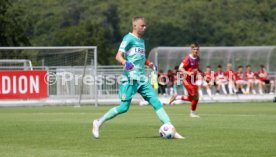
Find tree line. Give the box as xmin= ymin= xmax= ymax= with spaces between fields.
xmin=1 ymin=0 xmax=275 ymax=65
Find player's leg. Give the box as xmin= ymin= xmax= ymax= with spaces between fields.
xmin=92 ymin=80 xmax=138 ymax=138
xmin=236 ymin=81 xmax=241 ymax=93
xmin=270 ymin=80 xmax=274 ymax=94
xmin=188 ymin=85 xmax=200 ymax=118
xmin=233 ymin=81 xmax=237 ymax=93
xmin=205 ymin=85 xmax=212 ymax=97
xmin=173 ymin=82 xmax=177 ymax=94
xmin=196 ymin=80 xmax=203 ymax=97
xmin=246 ymin=81 xmax=250 ymax=94
xmin=138 ymin=81 xmax=184 ymax=139
xmin=221 ymin=81 xmax=228 ymax=95
xmin=169 ymin=81 xmax=192 ymax=105
xmin=257 ymin=80 xmax=263 ymax=94
xmin=228 ymin=81 xmax=234 ymax=94
xmin=138 ymin=81 xmax=171 ymax=124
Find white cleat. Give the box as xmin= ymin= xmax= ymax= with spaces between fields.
xmin=190 ymin=112 xmax=200 ymax=118
xmin=92 ymin=120 xmax=100 ymax=139
xmin=174 ymin=132 xmax=185 ymax=139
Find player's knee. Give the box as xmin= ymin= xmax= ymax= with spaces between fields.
xmin=116 ymin=100 xmax=130 ymax=113
xmin=117 ymin=105 xmax=129 ymax=113
xmin=191 ymin=94 xmax=199 ymax=100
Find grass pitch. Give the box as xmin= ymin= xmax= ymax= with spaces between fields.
xmin=0 ymin=102 xmax=276 ymax=157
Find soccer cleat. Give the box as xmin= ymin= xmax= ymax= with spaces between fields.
xmin=92 ymin=120 xmax=100 ymax=139
xmin=169 ymin=93 xmax=177 ymax=105
xmin=190 ymin=112 xmax=200 ymax=118
xmin=174 ymin=132 xmax=185 ymax=139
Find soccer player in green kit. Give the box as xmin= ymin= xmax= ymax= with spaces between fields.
xmin=92 ymin=16 xmax=184 ymax=139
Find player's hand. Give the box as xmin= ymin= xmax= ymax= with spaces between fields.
xmin=124 ymin=61 xmax=134 ymax=71
xmin=187 ymin=71 xmax=194 ymax=76
xmin=150 ymin=63 xmax=158 ymax=71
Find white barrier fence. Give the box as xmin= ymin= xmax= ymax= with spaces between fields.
xmin=0 ymin=65 xmax=275 ymax=107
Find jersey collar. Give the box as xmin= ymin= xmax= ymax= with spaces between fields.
xmin=129 ymin=32 xmax=142 ymax=39
xmin=189 ymin=54 xmax=197 ymax=59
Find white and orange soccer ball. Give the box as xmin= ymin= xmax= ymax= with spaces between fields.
xmin=159 ymin=123 xmax=176 ymax=139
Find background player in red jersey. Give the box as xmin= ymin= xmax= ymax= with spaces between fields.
xmin=214 ymin=65 xmax=228 ymax=95
xmin=169 ymin=42 xmax=202 ymax=118
xmin=224 ymin=63 xmax=237 ymax=95
xmin=235 ymin=65 xmax=247 ymax=94
xmin=245 ymin=65 xmax=260 ymax=94
xmin=196 ymin=66 xmax=212 ymax=97
xmin=204 ymin=65 xmax=214 ymax=96
xmin=256 ymin=64 xmax=274 ymax=94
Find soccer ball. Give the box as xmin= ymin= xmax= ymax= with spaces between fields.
xmin=159 ymin=123 xmax=176 ymax=139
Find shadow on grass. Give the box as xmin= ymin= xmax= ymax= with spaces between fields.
xmin=135 ymin=136 xmax=161 ymax=139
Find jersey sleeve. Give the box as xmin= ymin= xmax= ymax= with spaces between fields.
xmin=182 ymin=57 xmax=190 ymax=68
xmin=118 ymin=38 xmax=131 ymax=53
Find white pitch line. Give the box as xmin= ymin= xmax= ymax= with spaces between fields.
xmin=200 ymin=114 xmax=266 ymax=117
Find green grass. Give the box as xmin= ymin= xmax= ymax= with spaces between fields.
xmin=0 ymin=102 xmax=276 ymax=157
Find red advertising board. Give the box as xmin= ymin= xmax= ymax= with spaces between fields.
xmin=0 ymin=70 xmax=48 ymax=99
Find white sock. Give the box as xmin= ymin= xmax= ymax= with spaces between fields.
xmin=246 ymin=87 xmax=249 ymax=93
xmin=207 ymin=89 xmax=212 ymax=96
xmin=198 ymin=89 xmax=203 ymax=96
xmin=98 ymin=116 xmax=105 ymax=126
xmin=233 ymin=85 xmax=237 ymax=92
xmin=184 ymin=89 xmax=188 ymax=95
xmin=252 ymin=89 xmax=256 ymax=94
xmin=228 ymin=84 xmax=233 ymax=94
xmin=170 ymin=88 xmax=174 ymax=96
xmin=222 ymin=84 xmax=227 ymax=94
xmin=259 ymin=89 xmax=263 ymax=94
xmin=176 ymin=96 xmax=182 ymax=100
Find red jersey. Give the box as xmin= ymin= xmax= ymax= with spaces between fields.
xmin=256 ymin=69 xmax=268 ymax=81
xmin=204 ymin=71 xmax=212 ymax=81
xmin=182 ymin=54 xmax=200 ymax=83
xmin=245 ymin=71 xmax=255 ymax=80
xmin=224 ymin=70 xmax=235 ymax=81
xmin=167 ymin=70 xmax=174 ymax=85
xmin=235 ymin=71 xmax=244 ymax=81
xmin=215 ymin=70 xmax=225 ymax=81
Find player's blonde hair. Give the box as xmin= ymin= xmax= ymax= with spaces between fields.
xmin=133 ymin=16 xmax=144 ymax=22
xmin=132 ymin=16 xmax=145 ymax=25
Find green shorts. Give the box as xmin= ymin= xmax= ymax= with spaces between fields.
xmin=119 ymin=80 xmax=158 ymax=102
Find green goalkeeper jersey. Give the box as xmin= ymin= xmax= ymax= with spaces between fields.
xmin=119 ymin=33 xmax=146 ymax=81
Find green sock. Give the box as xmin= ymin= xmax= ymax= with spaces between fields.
xmin=98 ymin=107 xmax=118 ymax=126
xmin=173 ymin=84 xmax=177 ymax=93
xmin=156 ymin=108 xmax=171 ymax=124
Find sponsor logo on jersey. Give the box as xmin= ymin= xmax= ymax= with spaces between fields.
xmin=134 ymin=47 xmax=145 ymax=55
xmin=125 ymin=47 xmax=145 ymax=55
xmin=122 ymin=94 xmax=126 ymax=100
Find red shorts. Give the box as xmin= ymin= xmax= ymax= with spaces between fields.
xmin=183 ymin=80 xmax=198 ymax=97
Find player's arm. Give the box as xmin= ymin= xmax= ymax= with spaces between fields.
xmin=178 ymin=63 xmax=193 ymax=76
xmin=198 ymin=68 xmax=204 ymax=76
xmin=115 ymin=50 xmax=134 ymax=71
xmin=263 ymin=69 xmax=268 ymax=78
xmin=115 ymin=51 xmax=126 ymax=65
xmin=116 ymin=39 xmax=135 ymax=71
xmin=145 ymin=59 xmax=157 ymax=71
